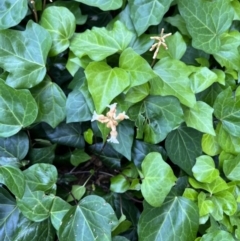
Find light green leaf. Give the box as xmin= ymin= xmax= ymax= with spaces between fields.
xmin=0 ymin=80 xmax=38 ymax=137
xmin=200 ymin=230 xmax=235 ymax=241
xmin=0 ymin=20 xmax=52 ymax=88
xmin=17 ymin=187 xmax=55 ymax=222
xmin=190 ymin=67 xmax=218 ymax=93
xmin=0 ymin=0 xmax=28 ymax=30
xmin=23 ymin=163 xmax=58 ymax=192
xmin=125 ymin=83 xmax=149 ymax=103
xmin=201 ymin=134 xmax=221 ymax=156
xmin=119 ymin=48 xmax=156 ymax=88
xmin=31 ymin=76 xmax=66 ymax=128
xmin=70 ymin=21 xmax=133 ymax=61
xmin=217 ymin=123 xmax=240 ymax=155
xmin=141 ymin=152 xmax=176 ymax=207
xmin=128 ymin=0 xmax=174 ymax=36
xmin=213 ymin=31 xmax=240 ymax=71
xmin=192 ymin=155 xmax=219 ymax=183
xmin=74 ymin=0 xmax=122 ymax=10
xmin=184 ymin=101 xmax=215 ymax=135
xmin=223 ymin=154 xmax=240 ymax=181
xmin=152 ymin=57 xmax=196 ymax=107
xmin=214 ymin=87 xmax=240 ymax=136
xmin=178 ymin=0 xmax=234 ymax=54
xmin=50 ymin=197 xmax=71 ymax=230
xmin=59 ymin=195 xmax=118 ymax=241
xmin=157 ymin=32 xmax=187 ymax=60
xmin=198 ymin=192 xmax=214 ymax=217
xmin=0 ymin=165 xmax=25 ymax=199
xmin=0 ymin=131 xmax=29 ymax=160
xmin=110 ymin=175 xmax=130 ymax=193
xmin=67 ymin=185 xmax=86 ymax=202
xmin=141 ymin=95 xmax=184 ymax=143
xmin=40 ymin=6 xmax=76 ymax=56
xmin=189 ymin=176 xmax=228 ymax=195
xmin=138 ymin=197 xmax=199 ymax=241
xmin=86 ymin=61 xmax=129 ymax=113
xmin=70 ymin=149 xmax=90 ymax=166
xmin=165 ymin=125 xmax=202 ymax=175
xmin=183 ymin=188 xmax=198 ymax=201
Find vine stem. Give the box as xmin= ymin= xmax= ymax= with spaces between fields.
xmin=29 ymin=0 xmax=38 ymax=22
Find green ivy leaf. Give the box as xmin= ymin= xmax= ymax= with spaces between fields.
xmin=125 ymin=83 xmax=149 ymax=103
xmin=70 ymin=21 xmax=133 ymax=61
xmin=141 ymin=152 xmax=176 ymax=207
xmin=183 ymin=101 xmax=215 ymax=135
xmin=223 ymin=154 xmax=240 ymax=181
xmin=70 ymin=149 xmax=91 ymax=166
xmin=67 ymin=185 xmax=86 ymax=202
xmin=165 ymin=125 xmax=202 ymax=175
xmin=190 ymin=67 xmax=218 ymax=94
xmin=192 ymin=155 xmax=219 ymax=183
xmin=86 ymin=61 xmax=130 ymax=113
xmin=138 ymin=197 xmax=199 ymax=241
xmin=178 ymin=0 xmax=234 ymax=54
xmin=74 ymin=0 xmax=122 ymax=10
xmin=113 ymin=236 xmax=130 ymax=241
xmin=0 ymin=20 xmax=52 ymax=88
xmin=17 ymin=187 xmax=55 ymax=222
xmin=214 ymin=87 xmax=240 ymax=136
xmin=213 ymin=31 xmax=240 ymax=70
xmin=40 ymin=6 xmax=76 ymax=56
xmin=0 ymin=165 xmax=25 ymax=198
xmin=58 ymin=195 xmax=118 ymax=241
xmin=0 ymin=188 xmax=20 ymax=241
xmin=0 ymin=80 xmax=38 ymax=137
xmin=128 ymin=0 xmax=174 ymax=36
xmin=0 ymin=131 xmax=29 ymax=160
xmin=0 ymin=0 xmax=28 ymax=30
xmin=201 ymin=134 xmax=221 ymax=156
xmin=31 ymin=76 xmax=66 ymax=128
xmin=50 ymin=197 xmax=71 ymax=231
xmin=141 ymin=95 xmax=184 ymax=143
xmin=110 ymin=175 xmax=130 ymax=193
xmin=23 ymin=163 xmax=58 ymax=192
xmin=152 ymin=57 xmax=196 ymax=107
xmin=119 ymin=48 xmax=156 ymax=88
xmin=157 ymin=32 xmax=187 ymax=60
xmin=200 ymin=230 xmax=235 ymax=241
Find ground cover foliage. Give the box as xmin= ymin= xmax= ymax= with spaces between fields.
xmin=1 ymin=0 xmax=240 ymax=240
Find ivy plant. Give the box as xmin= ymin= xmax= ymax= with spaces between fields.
xmin=0 ymin=0 xmax=240 ymax=240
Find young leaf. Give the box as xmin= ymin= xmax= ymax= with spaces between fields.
xmin=214 ymin=87 xmax=240 ymax=136
xmin=0 ymin=80 xmax=38 ymax=137
xmin=0 ymin=165 xmax=25 ymax=198
xmin=192 ymin=155 xmax=219 ymax=183
xmin=152 ymin=57 xmax=196 ymax=107
xmin=141 ymin=152 xmax=176 ymax=207
xmin=128 ymin=0 xmax=174 ymax=36
xmin=183 ymin=101 xmax=215 ymax=135
xmin=31 ymin=76 xmax=66 ymax=128
xmin=165 ymin=125 xmax=202 ymax=175
xmin=0 ymin=21 xmax=52 ymax=88
xmin=70 ymin=149 xmax=90 ymax=166
xmin=58 ymin=195 xmax=118 ymax=241
xmin=70 ymin=21 xmax=133 ymax=61
xmin=200 ymin=230 xmax=235 ymax=241
xmin=40 ymin=6 xmax=76 ymax=56
xmin=0 ymin=0 xmax=28 ymax=30
xmin=223 ymin=154 xmax=240 ymax=181
xmin=119 ymin=48 xmax=156 ymax=88
xmin=74 ymin=0 xmax=123 ymax=11
xmin=138 ymin=197 xmax=199 ymax=241
xmin=201 ymin=134 xmax=221 ymax=156
xmin=178 ymin=0 xmax=234 ymax=54
xmin=86 ymin=62 xmax=130 ymax=113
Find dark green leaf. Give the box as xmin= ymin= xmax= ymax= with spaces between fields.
xmin=59 ymin=195 xmax=118 ymax=241
xmin=165 ymin=125 xmax=202 ymax=175
xmin=0 ymin=165 xmax=25 ymax=198
xmin=113 ymin=236 xmax=130 ymax=241
xmin=0 ymin=0 xmax=28 ymax=30
xmin=178 ymin=0 xmax=234 ymax=54
xmin=138 ymin=197 xmax=199 ymax=241
xmin=141 ymin=152 xmax=176 ymax=207
xmin=129 ymin=0 xmax=174 ymax=36
xmin=0 ymin=21 xmax=52 ymax=88
xmin=31 ymin=76 xmax=66 ymax=128
xmin=0 ymin=80 xmax=38 ymax=137
xmin=0 ymin=131 xmax=29 ymax=160
xmin=40 ymin=6 xmax=76 ymax=56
